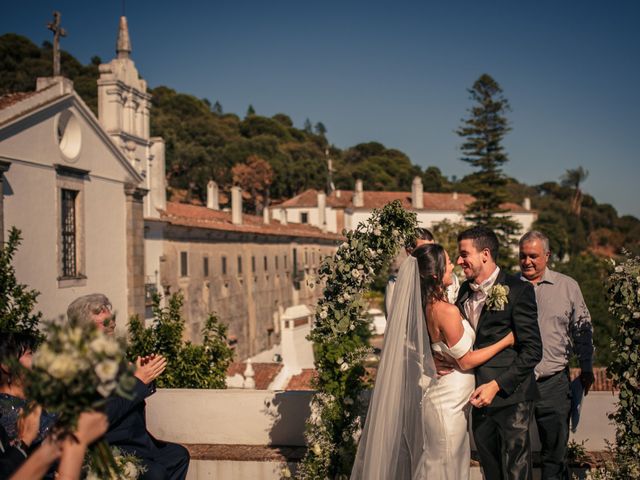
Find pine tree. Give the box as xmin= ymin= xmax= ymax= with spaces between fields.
xmin=246 ymin=104 xmax=255 ymax=117
xmin=457 ymin=74 xmax=521 ymax=266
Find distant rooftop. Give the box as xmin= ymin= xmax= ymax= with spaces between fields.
xmin=158 ymin=201 xmax=343 ymax=241
xmin=279 ymin=188 xmax=531 ymax=213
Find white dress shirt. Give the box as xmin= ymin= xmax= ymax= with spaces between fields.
xmin=464 ymin=266 xmax=500 ymax=330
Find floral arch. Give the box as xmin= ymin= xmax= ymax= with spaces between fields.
xmin=295 ymin=201 xmax=418 ymax=479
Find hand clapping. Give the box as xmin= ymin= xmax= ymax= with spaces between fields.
xmin=134 ymin=354 xmax=167 ymax=385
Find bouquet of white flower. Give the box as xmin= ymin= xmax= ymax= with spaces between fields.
xmin=24 ymin=317 xmax=136 ymax=476
xmin=86 ymin=446 xmax=146 ymax=480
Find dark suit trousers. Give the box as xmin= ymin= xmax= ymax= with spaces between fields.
xmin=140 ymin=442 xmax=190 ymax=480
xmin=472 ymin=401 xmax=534 ymax=480
xmin=535 ymin=371 xmax=571 ymax=480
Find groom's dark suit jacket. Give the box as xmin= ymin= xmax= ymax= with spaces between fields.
xmin=456 ymin=270 xmax=543 ymax=408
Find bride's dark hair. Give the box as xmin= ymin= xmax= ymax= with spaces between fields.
xmin=412 ymin=243 xmax=447 ymax=309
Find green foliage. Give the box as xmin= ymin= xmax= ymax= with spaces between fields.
xmin=0 ymin=227 xmax=42 ymax=338
xmin=456 ymin=74 xmax=521 ymax=267
xmin=334 ymin=142 xmax=421 ymax=192
xmin=296 ymin=201 xmax=417 ymax=479
xmin=422 ymin=166 xmax=453 ymax=192
xmin=0 ymin=34 xmax=99 ymax=113
xmin=605 ymin=253 xmax=640 ymax=459
xmin=127 ymin=293 xmax=233 ymax=389
xmin=553 ymin=253 xmax=614 ymax=366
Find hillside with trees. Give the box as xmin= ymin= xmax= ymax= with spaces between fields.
xmin=1 ymin=34 xmax=638 ymax=256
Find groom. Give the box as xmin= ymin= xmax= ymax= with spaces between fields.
xmin=455 ymin=226 xmax=542 ymax=480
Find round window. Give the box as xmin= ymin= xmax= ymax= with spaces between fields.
xmin=56 ymin=110 xmax=82 ymax=160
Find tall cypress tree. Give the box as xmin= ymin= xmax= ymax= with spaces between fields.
xmin=457 ymin=73 xmax=521 ymax=266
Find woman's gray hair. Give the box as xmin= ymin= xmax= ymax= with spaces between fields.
xmin=67 ymin=293 xmax=111 ymax=324
xmin=519 ymin=230 xmax=550 ymax=253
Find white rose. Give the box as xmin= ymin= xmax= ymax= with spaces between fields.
xmin=281 ymin=467 xmax=292 ymax=478
xmin=312 ymin=443 xmax=322 ymax=456
xmin=340 ymin=362 xmax=349 ymax=371
xmin=33 ymin=344 xmax=54 ymax=369
xmin=123 ymin=462 xmax=139 ymax=479
xmin=373 ymin=228 xmax=381 ymax=236
xmin=68 ymin=327 xmax=83 ymax=345
xmin=341 ymin=242 xmax=349 ymax=249
xmin=319 ymin=310 xmax=328 ymax=319
xmin=351 ymin=269 xmax=361 ymax=279
xmin=97 ymin=381 xmax=117 ymax=398
xmin=90 ymin=336 xmax=120 ymax=357
xmin=95 ymin=360 xmax=119 ymax=383
xmin=48 ymin=353 xmax=78 ymax=380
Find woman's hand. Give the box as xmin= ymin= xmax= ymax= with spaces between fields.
xmin=17 ymin=404 xmax=42 ymax=447
xmin=73 ymin=411 xmax=108 ymax=446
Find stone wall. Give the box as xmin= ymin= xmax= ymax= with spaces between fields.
xmin=157 ymin=225 xmax=337 ymax=359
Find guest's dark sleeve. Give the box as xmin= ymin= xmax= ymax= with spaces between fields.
xmin=0 ymin=425 xmax=27 ymax=478
xmin=496 ymin=282 xmax=543 ymax=395
xmin=105 ymin=378 xmax=154 ymax=427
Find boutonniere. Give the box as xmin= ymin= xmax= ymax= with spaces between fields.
xmin=486 ymin=284 xmax=510 ymax=311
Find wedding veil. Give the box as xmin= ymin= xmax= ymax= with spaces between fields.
xmin=350 ymin=256 xmax=438 ymax=480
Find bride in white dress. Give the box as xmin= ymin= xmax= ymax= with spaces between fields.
xmin=351 ymin=243 xmax=513 ymax=480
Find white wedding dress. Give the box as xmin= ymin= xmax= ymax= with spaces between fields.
xmin=419 ymin=319 xmax=475 ymax=480
xmin=351 ymin=257 xmax=474 ymax=480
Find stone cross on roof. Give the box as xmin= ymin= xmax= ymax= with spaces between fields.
xmin=47 ymin=11 xmax=67 ymax=77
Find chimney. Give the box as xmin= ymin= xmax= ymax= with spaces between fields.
xmin=280 ymin=208 xmax=288 ymax=225
xmin=523 ymin=197 xmax=531 ymax=210
xmin=317 ymin=192 xmax=327 ymax=232
xmin=412 ymin=176 xmax=424 ymax=209
xmin=453 ymin=191 xmax=458 ymax=200
xmin=263 ymin=206 xmax=270 ymax=224
xmin=353 ymin=179 xmax=364 ymax=208
xmin=206 ymin=180 xmax=219 ymax=210
xmin=231 ymin=186 xmax=242 ymax=225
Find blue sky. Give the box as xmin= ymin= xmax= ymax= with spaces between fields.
xmin=3 ymin=1 xmax=639 ymax=217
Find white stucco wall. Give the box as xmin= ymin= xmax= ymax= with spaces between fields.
xmin=0 ymin=98 xmax=135 ymax=330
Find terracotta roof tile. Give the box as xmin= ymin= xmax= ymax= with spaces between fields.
xmin=285 ymin=369 xmax=317 ymax=390
xmin=278 ymin=189 xmax=532 ymax=213
xmin=0 ymin=91 xmax=38 ymax=111
xmin=158 ymin=202 xmax=342 ymax=241
xmin=226 ymin=362 xmax=284 ymax=390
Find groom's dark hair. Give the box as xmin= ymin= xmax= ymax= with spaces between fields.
xmin=458 ymin=226 xmax=499 ymax=262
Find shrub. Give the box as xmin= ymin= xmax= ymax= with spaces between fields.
xmin=0 ymin=227 xmax=42 ymax=338
xmin=128 ymin=292 xmax=233 ymax=389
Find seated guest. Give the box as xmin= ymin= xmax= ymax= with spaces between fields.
xmin=67 ymin=294 xmax=190 ymax=480
xmin=0 ymin=333 xmax=56 ymax=446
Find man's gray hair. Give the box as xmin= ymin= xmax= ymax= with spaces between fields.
xmin=67 ymin=293 xmax=111 ymax=324
xmin=519 ymin=230 xmax=550 ymax=253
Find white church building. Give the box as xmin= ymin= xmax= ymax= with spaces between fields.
xmin=0 ymin=17 xmax=160 ymax=326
